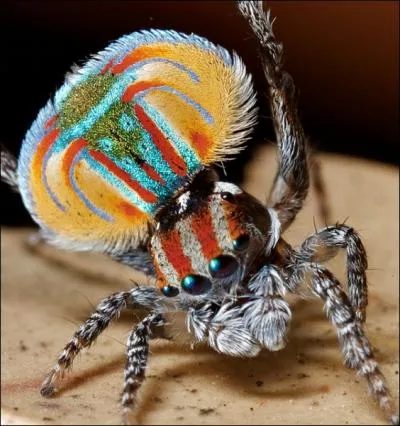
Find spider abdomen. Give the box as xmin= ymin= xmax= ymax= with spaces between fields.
xmin=17 ymin=30 xmax=257 ymax=252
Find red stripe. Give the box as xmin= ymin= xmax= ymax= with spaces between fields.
xmin=160 ymin=229 xmax=193 ymax=279
xmin=62 ymin=138 xmax=87 ymax=187
xmin=135 ymin=104 xmax=187 ymax=177
xmin=118 ymin=201 xmax=141 ymax=217
xmin=190 ymin=131 xmax=212 ymax=160
xmin=44 ymin=115 xmax=58 ymax=130
xmin=122 ymin=80 xmax=163 ymax=103
xmin=141 ymin=162 xmax=165 ymax=184
xmin=111 ymin=46 xmax=167 ymax=75
xmin=191 ymin=206 xmax=220 ymax=261
xmin=33 ymin=128 xmax=60 ymax=174
xmin=88 ymin=149 xmax=157 ymax=204
xmin=100 ymin=59 xmax=114 ymax=75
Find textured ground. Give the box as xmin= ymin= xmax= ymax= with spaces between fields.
xmin=1 ymin=146 xmax=399 ymax=425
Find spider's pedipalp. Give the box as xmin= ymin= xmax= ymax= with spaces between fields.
xmin=40 ymin=286 xmax=163 ymax=398
xmin=237 ymin=0 xmax=310 ymax=231
xmin=241 ymin=264 xmax=291 ymax=351
xmin=294 ymin=224 xmax=368 ymax=323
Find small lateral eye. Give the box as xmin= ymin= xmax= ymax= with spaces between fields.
xmin=181 ymin=274 xmax=212 ymax=295
xmin=209 ymin=255 xmax=239 ymax=278
xmin=220 ymin=192 xmax=235 ymax=203
xmin=233 ymin=234 xmax=250 ymax=251
xmin=161 ymin=285 xmax=179 ymax=297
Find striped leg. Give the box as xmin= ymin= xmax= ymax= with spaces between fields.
xmin=310 ymin=157 xmax=332 ymax=225
xmin=122 ymin=313 xmax=165 ymax=424
xmin=40 ymin=287 xmax=161 ymax=397
xmin=297 ymin=264 xmax=398 ymax=424
xmin=0 ymin=145 xmax=19 ymax=192
xmin=294 ymin=224 xmax=368 ymax=322
xmin=238 ymin=1 xmax=310 ymax=231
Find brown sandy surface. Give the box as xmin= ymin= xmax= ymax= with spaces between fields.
xmin=1 ymin=146 xmax=399 ymax=425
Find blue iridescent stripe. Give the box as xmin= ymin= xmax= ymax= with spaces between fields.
xmin=81 ymin=150 xmax=154 ymax=213
xmin=138 ymin=100 xmax=201 ymax=175
xmin=42 ymin=149 xmax=66 ymax=212
xmin=136 ymin=86 xmax=213 ymax=125
xmin=97 ymin=137 xmax=170 ymax=199
xmin=70 ymin=150 xmax=115 ymax=222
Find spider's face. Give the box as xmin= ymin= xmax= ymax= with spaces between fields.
xmin=150 ymin=181 xmax=275 ymax=299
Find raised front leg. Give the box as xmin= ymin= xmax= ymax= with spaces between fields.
xmin=293 ymin=224 xmax=368 ymax=323
xmin=238 ymin=1 xmax=310 ymax=231
xmin=40 ymin=287 xmax=162 ymax=397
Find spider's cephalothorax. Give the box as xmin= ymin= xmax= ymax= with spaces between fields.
xmin=1 ymin=1 xmax=398 ymax=424
xmin=151 ymin=174 xmax=274 ymax=301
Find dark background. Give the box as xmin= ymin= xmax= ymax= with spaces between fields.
xmin=1 ymin=1 xmax=399 ymax=226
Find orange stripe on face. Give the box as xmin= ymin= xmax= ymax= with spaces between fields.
xmin=88 ymin=149 xmax=158 ymax=204
xmin=62 ymin=138 xmax=87 ymax=188
xmin=160 ymin=229 xmax=193 ymax=280
xmin=32 ymin=128 xmax=60 ymax=176
xmin=222 ymin=201 xmax=245 ymax=240
xmin=190 ymin=131 xmax=213 ymax=160
xmin=134 ymin=104 xmax=187 ymax=177
xmin=191 ymin=206 xmax=221 ymax=261
xmin=121 ymin=80 xmax=164 ymax=103
xmin=111 ymin=46 xmax=168 ymax=74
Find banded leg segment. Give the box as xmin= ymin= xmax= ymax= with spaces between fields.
xmin=238 ymin=1 xmax=310 ymax=231
xmin=40 ymin=287 xmax=161 ymax=397
xmin=294 ymin=224 xmax=368 ymax=322
xmin=122 ymin=313 xmax=165 ymax=423
xmin=289 ymin=263 xmax=398 ymax=424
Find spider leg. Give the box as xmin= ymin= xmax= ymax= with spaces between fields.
xmin=122 ymin=313 xmax=165 ymax=425
xmin=238 ymin=1 xmax=310 ymax=231
xmin=288 ymin=263 xmax=398 ymax=425
xmin=312 ymin=265 xmax=398 ymax=425
xmin=310 ymin=156 xmax=332 ymax=225
xmin=0 ymin=145 xmax=19 ymax=192
xmin=241 ymin=264 xmax=291 ymax=351
xmin=293 ymin=224 xmax=368 ymax=323
xmin=40 ymin=286 xmax=163 ymax=398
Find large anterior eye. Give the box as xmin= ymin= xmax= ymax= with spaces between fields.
xmin=181 ymin=274 xmax=212 ymax=295
xmin=209 ymin=255 xmax=239 ymax=278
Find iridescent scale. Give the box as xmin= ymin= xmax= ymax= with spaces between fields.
xmin=17 ymin=30 xmax=257 ymax=250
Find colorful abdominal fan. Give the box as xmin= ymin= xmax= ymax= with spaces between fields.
xmin=17 ymin=30 xmax=257 ymax=252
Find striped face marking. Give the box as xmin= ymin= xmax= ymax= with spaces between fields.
xmin=151 ymin=183 xmax=257 ymax=296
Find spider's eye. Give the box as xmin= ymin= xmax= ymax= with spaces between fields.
xmin=209 ymin=255 xmax=239 ymax=278
xmin=161 ymin=285 xmax=179 ymax=297
xmin=181 ymin=274 xmax=212 ymax=295
xmin=220 ymin=192 xmax=235 ymax=203
xmin=233 ymin=234 xmax=250 ymax=251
